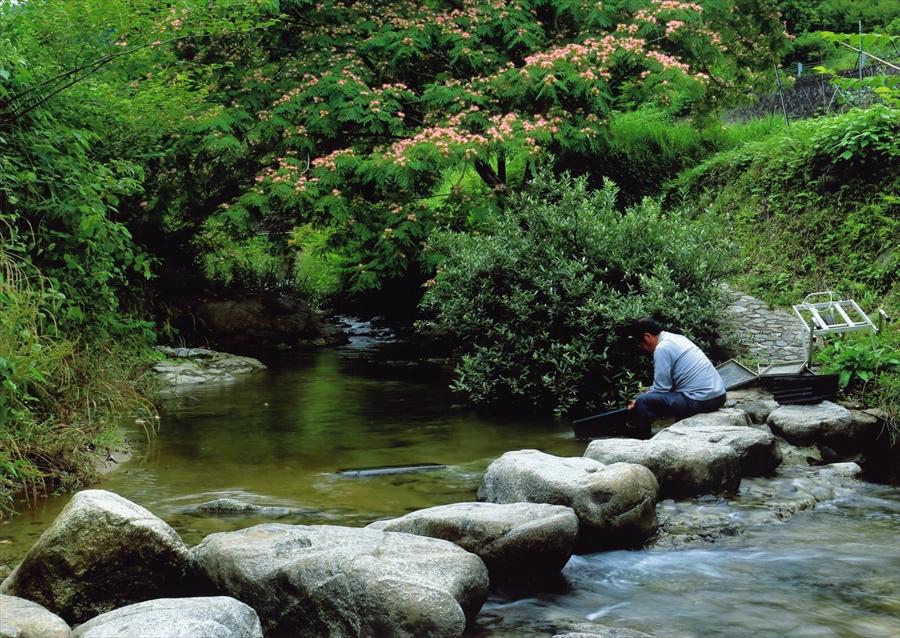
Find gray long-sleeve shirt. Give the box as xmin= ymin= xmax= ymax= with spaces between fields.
xmin=650 ymin=331 xmax=725 ymax=401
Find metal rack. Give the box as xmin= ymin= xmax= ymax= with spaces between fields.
xmin=792 ymin=291 xmax=879 ymax=364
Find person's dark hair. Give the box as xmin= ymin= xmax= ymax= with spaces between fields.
xmin=625 ymin=317 xmax=663 ymax=340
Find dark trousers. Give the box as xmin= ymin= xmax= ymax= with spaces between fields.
xmin=630 ymin=391 xmax=726 ymax=434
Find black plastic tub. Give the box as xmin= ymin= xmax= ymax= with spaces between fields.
xmin=572 ymin=407 xmax=635 ymax=439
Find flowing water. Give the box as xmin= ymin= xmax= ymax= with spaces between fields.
xmin=1 ymin=325 xmax=898 ymax=637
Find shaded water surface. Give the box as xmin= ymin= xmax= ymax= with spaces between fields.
xmin=1 ymin=333 xmax=898 ymax=637
xmin=1 ymin=336 xmax=583 ymax=558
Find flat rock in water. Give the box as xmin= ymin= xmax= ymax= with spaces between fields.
xmin=367 ymin=501 xmax=578 ymax=581
xmin=476 ymin=450 xmax=658 ymax=550
xmin=0 ymin=490 xmax=188 ymax=625
xmin=0 ymin=595 xmax=71 ymax=638
xmin=188 ymin=523 xmax=488 ymax=638
xmin=194 ymin=498 xmax=261 ymax=513
xmin=654 ymin=410 xmax=782 ymax=476
xmin=154 ymin=347 xmax=265 ymax=387
xmin=767 ymin=401 xmax=875 ymax=446
xmin=814 ymin=461 xmax=863 ymax=478
xmin=552 ymin=622 xmax=655 ymax=638
xmin=71 ymin=596 xmax=262 ymax=638
xmin=180 ymin=498 xmax=303 ymax=518
xmin=777 ymin=438 xmax=823 ymax=466
xmin=655 ymin=463 xmax=864 ymax=547
xmin=584 ymin=434 xmax=741 ymax=499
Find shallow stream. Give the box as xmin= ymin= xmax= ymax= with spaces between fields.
xmin=1 ymin=328 xmax=898 ymax=637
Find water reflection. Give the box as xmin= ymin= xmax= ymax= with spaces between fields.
xmin=1 ymin=345 xmax=581 ymax=556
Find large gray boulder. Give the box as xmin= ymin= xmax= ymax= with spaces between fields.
xmin=476 ymin=450 xmax=658 ymax=550
xmin=0 ymin=595 xmax=71 ymax=638
xmin=0 ymin=490 xmax=188 ymax=624
xmin=188 ymin=523 xmax=488 ymax=637
xmin=71 ymin=597 xmax=262 ymax=638
xmin=767 ymin=401 xmax=875 ymax=446
xmin=584 ymin=433 xmax=741 ymax=499
xmin=367 ymin=502 xmax=578 ymax=581
xmin=654 ymin=410 xmax=782 ymax=476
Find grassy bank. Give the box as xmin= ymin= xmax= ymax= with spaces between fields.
xmin=668 ymin=106 xmax=898 ymax=313
xmin=668 ymin=106 xmax=899 ymax=439
xmin=0 ymin=244 xmax=157 ymax=517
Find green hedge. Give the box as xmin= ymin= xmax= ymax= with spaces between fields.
xmin=418 ymin=168 xmax=736 ymax=416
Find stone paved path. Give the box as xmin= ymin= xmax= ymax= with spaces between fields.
xmin=727 ymin=289 xmax=807 ymax=364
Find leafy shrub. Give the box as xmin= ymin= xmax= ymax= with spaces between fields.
xmin=786 ymin=31 xmax=834 ymax=66
xmin=290 ymin=224 xmax=343 ymax=306
xmin=818 ymin=330 xmax=900 ymax=392
xmin=810 ymin=105 xmax=899 ymax=167
xmin=418 ymin=168 xmax=736 ymax=416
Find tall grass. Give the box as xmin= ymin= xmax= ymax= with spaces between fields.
xmin=424 ymin=111 xmax=788 ymax=211
xmin=592 ymin=109 xmax=787 ymax=201
xmin=0 ymin=227 xmax=157 ymax=517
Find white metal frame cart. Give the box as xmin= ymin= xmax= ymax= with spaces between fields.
xmin=791 ymin=291 xmax=882 ymax=365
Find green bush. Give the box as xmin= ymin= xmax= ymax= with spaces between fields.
xmin=290 ymin=224 xmax=344 ymax=306
xmin=418 ymin=168 xmax=736 ymax=416
xmin=809 ymin=105 xmax=899 ymax=168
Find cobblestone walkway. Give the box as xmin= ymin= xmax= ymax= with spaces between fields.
xmin=727 ymin=289 xmax=807 ymax=364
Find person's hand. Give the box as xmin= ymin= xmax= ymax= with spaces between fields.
xmin=627 ymin=400 xmax=636 ymax=410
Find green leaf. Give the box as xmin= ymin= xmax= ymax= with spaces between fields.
xmin=838 ymin=370 xmax=852 ymax=388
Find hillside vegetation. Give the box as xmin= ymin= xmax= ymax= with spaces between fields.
xmin=669 ymin=106 xmax=898 ymax=312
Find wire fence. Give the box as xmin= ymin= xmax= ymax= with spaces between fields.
xmin=725 ymin=31 xmax=900 ymax=124
xmin=726 ymin=61 xmax=899 ymax=123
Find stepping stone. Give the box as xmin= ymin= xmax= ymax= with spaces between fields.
xmin=189 ymin=524 xmax=488 ymax=638
xmin=476 ymin=450 xmax=658 ymax=550
xmin=368 ymin=502 xmax=578 ymax=581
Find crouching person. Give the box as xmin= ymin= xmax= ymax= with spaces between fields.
xmin=624 ymin=317 xmax=726 ymax=436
